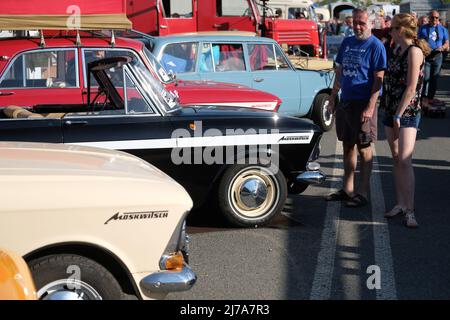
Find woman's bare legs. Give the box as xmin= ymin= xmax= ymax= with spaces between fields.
xmin=384 ymin=126 xmax=406 ymax=211
xmin=398 ymin=127 xmax=419 ymax=227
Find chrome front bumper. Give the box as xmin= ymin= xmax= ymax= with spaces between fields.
xmin=296 ymin=170 xmax=326 ymax=184
xmin=296 ymin=162 xmax=326 ymax=185
xmin=140 ymin=265 xmax=197 ymax=295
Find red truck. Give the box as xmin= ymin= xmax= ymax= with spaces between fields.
xmin=127 ymin=0 xmax=324 ymax=58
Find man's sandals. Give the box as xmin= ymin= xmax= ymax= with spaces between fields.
xmin=325 ymin=190 xmax=368 ymax=208
xmin=325 ymin=189 xmax=351 ymax=201
xmin=345 ymin=194 xmax=368 ymax=208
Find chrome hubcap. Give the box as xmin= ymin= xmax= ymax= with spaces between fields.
xmin=322 ymin=100 xmax=332 ymax=126
xmin=239 ymin=178 xmax=268 ymax=209
xmin=37 ymin=279 xmax=103 ymax=300
xmin=228 ymin=167 xmax=279 ymax=219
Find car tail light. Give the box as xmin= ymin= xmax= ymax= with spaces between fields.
xmin=274 ymin=98 xmax=282 ymax=112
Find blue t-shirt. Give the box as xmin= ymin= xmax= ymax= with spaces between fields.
xmin=335 ymin=35 xmax=387 ymax=101
xmin=418 ymin=24 xmax=449 ymax=51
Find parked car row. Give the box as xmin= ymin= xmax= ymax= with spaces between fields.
xmin=0 ymin=31 xmax=328 ymax=300
xmin=0 ymin=36 xmax=281 ymax=112
xmin=117 ymin=30 xmax=336 ymax=131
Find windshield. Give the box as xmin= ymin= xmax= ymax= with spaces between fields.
xmin=142 ymin=46 xmax=175 ymax=83
xmin=127 ymin=55 xmax=180 ymax=113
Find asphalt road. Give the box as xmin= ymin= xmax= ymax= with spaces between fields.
xmin=167 ymin=63 xmax=450 ymax=301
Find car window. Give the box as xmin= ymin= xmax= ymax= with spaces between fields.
xmin=199 ymin=43 xmax=218 ymax=72
xmin=160 ymin=42 xmax=198 ymax=74
xmin=216 ymin=0 xmax=251 ymax=16
xmin=247 ymin=44 xmax=277 ymax=71
xmin=161 ymin=0 xmax=192 ymax=18
xmin=142 ymin=47 xmax=172 ymax=82
xmin=124 ymin=72 xmax=154 ymax=114
xmin=274 ymin=45 xmax=291 ymax=70
xmin=84 ymin=50 xmax=130 ymax=87
xmin=288 ymin=8 xmax=310 ymax=20
xmin=0 ymin=49 xmax=77 ymax=88
xmin=204 ymin=43 xmax=245 ymax=72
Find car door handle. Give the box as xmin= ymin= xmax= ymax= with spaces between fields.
xmin=213 ymin=23 xmax=225 ymax=28
xmin=160 ymin=25 xmax=168 ymax=29
xmin=254 ymin=78 xmax=264 ymax=83
xmin=0 ymin=92 xmax=14 ymax=96
xmin=64 ymin=120 xmax=88 ymax=127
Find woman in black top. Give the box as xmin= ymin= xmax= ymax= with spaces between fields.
xmin=382 ymin=13 xmax=430 ymax=228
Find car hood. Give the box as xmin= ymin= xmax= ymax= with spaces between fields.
xmin=0 ymin=141 xmax=171 ymax=182
xmin=167 ymin=80 xmax=281 ymax=110
xmin=171 ymin=105 xmax=320 ymax=132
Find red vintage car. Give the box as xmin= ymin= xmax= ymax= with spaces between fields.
xmin=0 ymin=35 xmax=281 ymax=111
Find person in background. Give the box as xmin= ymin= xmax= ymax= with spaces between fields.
xmin=343 ymin=16 xmax=355 ymax=37
xmin=411 ymin=11 xmax=418 ymax=24
xmin=418 ymin=15 xmax=429 ymax=28
xmin=295 ymin=11 xmax=306 ymax=20
xmin=275 ymin=8 xmax=282 ymax=18
xmin=385 ymin=16 xmax=392 ymax=28
xmin=326 ymin=8 xmax=387 ymax=208
xmin=328 ymin=17 xmax=338 ymax=35
xmin=382 ymin=13 xmax=430 ymax=228
xmin=418 ymin=10 xmax=449 ymax=105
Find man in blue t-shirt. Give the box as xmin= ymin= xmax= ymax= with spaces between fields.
xmin=418 ymin=10 xmax=449 ymax=103
xmin=326 ymin=8 xmax=387 ymax=208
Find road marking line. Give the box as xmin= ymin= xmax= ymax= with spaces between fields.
xmin=370 ymin=147 xmax=398 ymax=300
xmin=310 ymin=142 xmax=343 ymax=300
xmin=337 ymin=215 xmax=364 ymax=299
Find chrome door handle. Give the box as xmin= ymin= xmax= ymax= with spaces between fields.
xmin=160 ymin=25 xmax=168 ymax=29
xmin=253 ymin=78 xmax=264 ymax=83
xmin=64 ymin=120 xmax=88 ymax=126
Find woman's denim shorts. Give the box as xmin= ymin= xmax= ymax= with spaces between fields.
xmin=383 ymin=112 xmax=421 ymax=129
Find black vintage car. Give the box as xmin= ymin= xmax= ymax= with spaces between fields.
xmin=0 ymin=57 xmax=325 ymax=227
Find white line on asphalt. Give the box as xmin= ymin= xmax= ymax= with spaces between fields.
xmin=370 ymin=148 xmax=398 ymax=300
xmin=337 ymin=221 xmax=362 ymax=299
xmin=310 ymin=142 xmax=343 ymax=300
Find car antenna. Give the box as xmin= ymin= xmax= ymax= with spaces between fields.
xmin=39 ymin=30 xmax=46 ymax=48
xmin=110 ymin=30 xmax=116 ymax=47
xmin=76 ymin=29 xmax=82 ymax=46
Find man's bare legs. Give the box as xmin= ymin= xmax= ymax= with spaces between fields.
xmin=343 ymin=142 xmax=357 ymax=196
xmin=357 ymin=143 xmax=373 ymax=199
xmin=342 ymin=142 xmax=373 ymax=200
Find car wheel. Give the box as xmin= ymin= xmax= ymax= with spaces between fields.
xmin=29 ymin=254 xmax=126 ymax=300
xmin=312 ymin=93 xmax=334 ymax=132
xmin=218 ymin=165 xmax=287 ymax=227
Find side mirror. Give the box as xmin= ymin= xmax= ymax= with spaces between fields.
xmin=168 ymin=70 xmax=176 ymax=80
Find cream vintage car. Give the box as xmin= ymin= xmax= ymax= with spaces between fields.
xmin=0 ymin=141 xmax=196 ymax=300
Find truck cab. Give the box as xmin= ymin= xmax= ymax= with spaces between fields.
xmin=127 ymin=0 xmax=325 ymax=58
